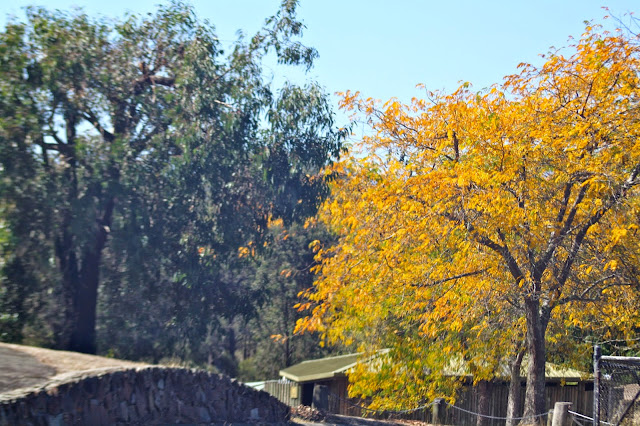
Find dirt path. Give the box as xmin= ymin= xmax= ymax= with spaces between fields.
xmin=0 ymin=342 xmax=149 ymax=394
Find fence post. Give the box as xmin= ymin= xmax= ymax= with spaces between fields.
xmin=551 ymin=402 xmax=571 ymax=426
xmin=432 ymin=398 xmax=445 ymax=425
xmin=593 ymin=345 xmax=601 ymax=426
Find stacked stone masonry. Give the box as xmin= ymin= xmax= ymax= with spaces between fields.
xmin=0 ymin=367 xmax=290 ymax=425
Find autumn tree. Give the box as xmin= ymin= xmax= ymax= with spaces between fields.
xmin=0 ymin=0 xmax=344 ymax=358
xmin=298 ymin=24 xmax=640 ymax=423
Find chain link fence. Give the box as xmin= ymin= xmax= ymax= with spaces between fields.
xmin=594 ymin=346 xmax=640 ymax=425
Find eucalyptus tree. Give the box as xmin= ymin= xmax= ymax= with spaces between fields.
xmin=0 ymin=0 xmax=343 ymax=357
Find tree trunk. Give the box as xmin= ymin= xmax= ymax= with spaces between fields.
xmin=476 ymin=380 xmax=490 ymax=426
xmin=506 ymin=350 xmax=525 ymax=426
xmin=67 ymin=198 xmax=114 ymax=354
xmin=55 ymin=228 xmax=79 ymax=350
xmin=521 ymin=298 xmax=548 ymax=425
xmin=227 ymin=326 xmax=237 ymax=357
xmin=68 ymin=248 xmax=101 ymax=354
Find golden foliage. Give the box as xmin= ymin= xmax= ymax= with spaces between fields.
xmin=297 ymin=24 xmax=640 ymax=409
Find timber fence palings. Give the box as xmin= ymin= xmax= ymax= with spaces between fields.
xmin=261 ymin=378 xmax=593 ymax=425
xmin=263 ymin=379 xmax=298 ymax=407
xmin=328 ymin=391 xmax=552 ymax=425
xmin=330 ymin=384 xmax=590 ymax=425
xmin=444 ymin=400 xmax=548 ymax=423
xmin=327 ymin=392 xmax=436 ymax=421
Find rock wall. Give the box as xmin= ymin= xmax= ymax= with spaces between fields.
xmin=0 ymin=366 xmax=290 ymax=425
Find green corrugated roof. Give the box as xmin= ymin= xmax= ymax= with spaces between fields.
xmin=279 ymin=353 xmax=361 ymax=382
xmin=280 ymin=351 xmax=589 ymax=383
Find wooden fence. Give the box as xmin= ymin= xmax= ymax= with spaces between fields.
xmin=261 ymin=378 xmax=593 ymax=425
xmin=263 ymin=379 xmax=301 ymax=408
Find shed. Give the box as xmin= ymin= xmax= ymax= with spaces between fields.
xmin=279 ymin=353 xmax=360 ymax=406
xmin=277 ymin=351 xmax=593 ymax=421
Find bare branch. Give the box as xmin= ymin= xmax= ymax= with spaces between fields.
xmin=555 ymin=274 xmax=617 ymax=306
xmin=83 ymin=110 xmax=114 ymax=142
xmin=533 ymin=182 xmax=589 ymax=282
xmin=555 ymin=182 xmax=573 ymax=223
xmin=412 ymin=269 xmax=487 ymax=288
xmin=443 ymin=212 xmax=525 ymax=285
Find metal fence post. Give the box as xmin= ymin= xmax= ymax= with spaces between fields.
xmin=593 ymin=345 xmax=601 ymax=426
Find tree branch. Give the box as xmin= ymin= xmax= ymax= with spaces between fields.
xmin=533 ymin=182 xmax=589 ymax=282
xmin=555 ymin=182 xmax=573 ymax=223
xmin=83 ymin=110 xmax=114 ymax=142
xmin=413 ymin=269 xmax=487 ymax=288
xmin=557 ymin=163 xmax=640 ymax=287
xmin=555 ymin=274 xmax=617 ymax=306
xmin=443 ymin=211 xmax=525 ymax=285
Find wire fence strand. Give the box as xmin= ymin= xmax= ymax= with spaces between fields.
xmin=328 ymin=390 xmax=553 ymax=423
xmin=328 ymin=392 xmax=436 ymax=415
xmin=568 ymin=409 xmax=593 ymax=422
xmin=444 ymin=401 xmax=549 ymax=422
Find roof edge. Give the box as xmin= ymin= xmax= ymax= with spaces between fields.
xmin=279 ymin=370 xmax=346 ymax=383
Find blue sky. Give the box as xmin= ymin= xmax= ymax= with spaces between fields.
xmin=1 ymin=1 xmax=639 ymax=128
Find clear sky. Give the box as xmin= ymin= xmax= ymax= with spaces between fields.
xmin=1 ymin=1 xmax=639 ymax=128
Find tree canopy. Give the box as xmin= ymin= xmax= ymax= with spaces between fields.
xmin=0 ymin=0 xmax=344 ymax=369
xmin=297 ymin=23 xmax=640 ymax=422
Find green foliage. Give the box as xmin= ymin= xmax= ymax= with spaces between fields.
xmin=236 ymin=219 xmax=338 ymax=381
xmin=0 ymin=1 xmax=344 ymax=370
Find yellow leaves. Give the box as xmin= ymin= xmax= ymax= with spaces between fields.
xmin=238 ymin=246 xmax=250 ymax=258
xmin=238 ymin=242 xmax=256 ymax=258
xmin=610 ymin=228 xmax=628 ymax=246
xmin=309 ymin=239 xmax=321 ymax=253
xmin=303 ymin=216 xmax=317 ymax=229
xmin=197 ymin=246 xmax=217 ymax=259
xmin=293 ymin=302 xmax=311 ymax=312
xmin=270 ymin=334 xmax=287 ymax=343
xmin=450 ymin=317 xmax=463 ymax=333
xmin=603 ymin=259 xmax=618 ymax=271
xmin=267 ymin=216 xmax=283 ymax=228
xmin=337 ymin=90 xmax=361 ymax=111
xmin=296 ymin=24 xmax=640 ymax=410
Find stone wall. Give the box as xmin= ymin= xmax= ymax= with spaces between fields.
xmin=0 ymin=366 xmax=290 ymax=425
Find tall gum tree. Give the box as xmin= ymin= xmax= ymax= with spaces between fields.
xmin=297 ymin=24 xmax=640 ymax=423
xmin=0 ymin=0 xmax=342 ymax=355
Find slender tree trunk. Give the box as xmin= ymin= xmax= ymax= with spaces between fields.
xmin=506 ymin=349 xmax=525 ymax=426
xmin=476 ymin=380 xmax=490 ymax=426
xmin=228 ymin=326 xmax=237 ymax=357
xmin=284 ymin=336 xmax=292 ymax=367
xmin=521 ymin=298 xmax=548 ymax=425
xmin=55 ymin=231 xmax=79 ymax=349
